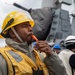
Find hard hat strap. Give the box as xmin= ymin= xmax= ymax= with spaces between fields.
xmin=11 ymin=27 xmax=23 ymax=42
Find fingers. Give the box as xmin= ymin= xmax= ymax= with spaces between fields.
xmin=38 ymin=47 xmax=49 ymax=53
xmin=36 ymin=41 xmax=52 ymax=55
xmin=36 ymin=41 xmax=48 ymax=49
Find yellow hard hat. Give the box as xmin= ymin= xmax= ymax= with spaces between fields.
xmin=0 ymin=11 xmax=34 ymax=38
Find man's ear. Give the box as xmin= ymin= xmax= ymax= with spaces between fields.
xmin=9 ymin=29 xmax=16 ymax=38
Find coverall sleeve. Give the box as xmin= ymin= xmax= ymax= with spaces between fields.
xmin=44 ymin=52 xmax=68 ymax=75
xmin=0 ymin=54 xmax=7 ymax=75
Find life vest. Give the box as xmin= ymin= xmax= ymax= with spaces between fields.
xmin=0 ymin=46 xmax=49 ymax=75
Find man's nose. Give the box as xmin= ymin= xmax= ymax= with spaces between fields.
xmin=28 ymin=26 xmax=33 ymax=32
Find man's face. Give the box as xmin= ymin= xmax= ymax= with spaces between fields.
xmin=14 ymin=22 xmax=33 ymax=44
xmin=53 ymin=49 xmax=60 ymax=54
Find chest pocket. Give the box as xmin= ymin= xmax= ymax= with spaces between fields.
xmin=8 ymin=50 xmax=22 ymax=62
xmin=6 ymin=50 xmax=33 ymax=75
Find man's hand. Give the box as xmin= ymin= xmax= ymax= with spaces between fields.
xmin=36 ymin=41 xmax=52 ymax=56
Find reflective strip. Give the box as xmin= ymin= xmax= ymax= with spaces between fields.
xmin=65 ymin=39 xmax=75 ymax=43
xmin=8 ymin=50 xmax=22 ymax=62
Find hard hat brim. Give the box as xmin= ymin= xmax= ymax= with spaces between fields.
xmin=4 ymin=19 xmax=34 ymax=32
xmin=0 ymin=34 xmax=4 ymax=38
xmin=1 ymin=20 xmax=34 ymax=38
